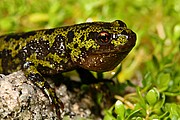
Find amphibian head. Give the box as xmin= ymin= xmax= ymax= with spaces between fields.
xmin=67 ymin=20 xmax=136 ymax=72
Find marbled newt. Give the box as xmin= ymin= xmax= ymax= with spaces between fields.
xmin=0 ymin=20 xmax=136 ymax=119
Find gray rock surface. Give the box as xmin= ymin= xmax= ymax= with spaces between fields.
xmin=0 ymin=71 xmax=94 ymax=120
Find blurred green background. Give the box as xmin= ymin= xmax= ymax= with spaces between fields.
xmin=0 ymin=0 xmax=180 ymax=119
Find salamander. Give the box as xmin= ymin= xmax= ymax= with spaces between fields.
xmin=0 ymin=20 xmax=136 ymax=119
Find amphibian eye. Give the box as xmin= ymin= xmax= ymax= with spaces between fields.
xmin=97 ymin=32 xmax=111 ymax=45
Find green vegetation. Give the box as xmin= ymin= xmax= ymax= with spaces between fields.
xmin=0 ymin=0 xmax=179 ymax=119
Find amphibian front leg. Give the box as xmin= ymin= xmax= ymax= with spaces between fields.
xmin=22 ymin=62 xmax=64 ymax=119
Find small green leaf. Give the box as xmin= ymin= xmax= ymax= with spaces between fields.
xmin=173 ymin=23 xmax=180 ymax=40
xmin=104 ymin=109 xmax=116 ymax=120
xmin=165 ymin=103 xmax=180 ymax=119
xmin=136 ymin=117 xmax=144 ymax=120
xmin=153 ymin=93 xmax=166 ymax=114
xmin=126 ymin=108 xmax=142 ymax=120
xmin=114 ymin=100 xmax=125 ymax=120
xmin=156 ymin=72 xmax=171 ymax=92
xmin=142 ymin=72 xmax=153 ymax=87
xmin=145 ymin=87 xmax=160 ymax=106
xmin=136 ymin=87 xmax=146 ymax=109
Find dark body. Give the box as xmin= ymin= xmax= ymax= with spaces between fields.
xmin=0 ymin=20 xmax=136 ymax=119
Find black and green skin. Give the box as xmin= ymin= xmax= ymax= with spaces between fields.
xmin=0 ymin=20 xmax=136 ymax=118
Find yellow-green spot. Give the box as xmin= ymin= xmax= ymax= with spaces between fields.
xmin=46 ymin=53 xmax=68 ymax=63
xmin=83 ymin=39 xmax=99 ymax=50
xmin=67 ymin=35 xmax=99 ymax=62
xmin=35 ymin=81 xmax=45 ymax=88
xmin=70 ymin=48 xmax=82 ymax=62
xmin=111 ymin=35 xmax=128 ymax=47
xmin=27 ymin=53 xmax=53 ymax=68
xmin=24 ymin=65 xmax=39 ymax=76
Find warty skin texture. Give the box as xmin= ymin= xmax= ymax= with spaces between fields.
xmin=0 ymin=20 xmax=136 ymax=119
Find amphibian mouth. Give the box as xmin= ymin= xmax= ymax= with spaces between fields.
xmin=0 ymin=20 xmax=136 ymax=119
